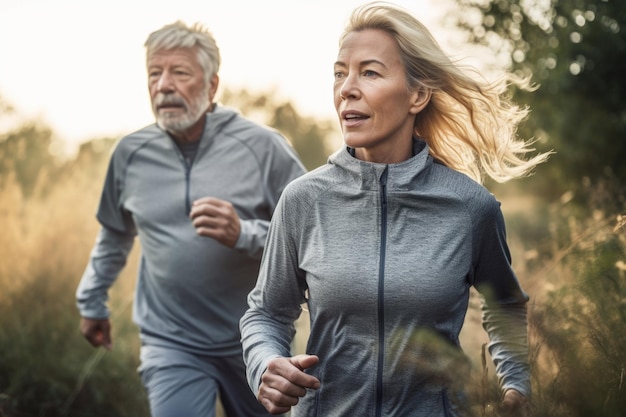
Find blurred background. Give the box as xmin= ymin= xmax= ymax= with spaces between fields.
xmin=0 ymin=0 xmax=624 ymax=416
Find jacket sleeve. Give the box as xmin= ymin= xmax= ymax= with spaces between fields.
xmin=76 ymin=142 xmax=137 ymax=319
xmin=234 ymin=219 xmax=270 ymax=260
xmin=471 ymin=199 xmax=531 ymax=398
xmin=481 ymin=296 xmax=530 ymax=397
xmin=239 ymin=186 xmax=308 ymax=394
xmin=234 ymin=131 xmax=306 ymax=259
xmin=76 ymin=226 xmax=135 ymax=319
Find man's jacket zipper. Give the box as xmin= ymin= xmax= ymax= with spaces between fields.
xmin=178 ymin=151 xmax=192 ymax=214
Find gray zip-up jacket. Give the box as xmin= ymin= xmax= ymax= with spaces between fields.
xmin=76 ymin=105 xmax=306 ymax=356
xmin=240 ymin=139 xmax=530 ymax=416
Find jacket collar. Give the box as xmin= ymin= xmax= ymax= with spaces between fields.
xmin=329 ymin=138 xmax=432 ymax=191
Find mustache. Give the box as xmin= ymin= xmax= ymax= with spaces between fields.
xmin=154 ymin=93 xmax=187 ymax=108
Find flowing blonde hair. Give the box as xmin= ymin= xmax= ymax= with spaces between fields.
xmin=341 ymin=1 xmax=552 ymax=183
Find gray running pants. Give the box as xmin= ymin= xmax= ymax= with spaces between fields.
xmin=139 ymin=345 xmax=276 ymax=417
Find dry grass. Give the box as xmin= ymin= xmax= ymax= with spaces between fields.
xmin=2 ymin=139 xmax=624 ymax=416
xmin=0 ymin=152 xmax=147 ymax=417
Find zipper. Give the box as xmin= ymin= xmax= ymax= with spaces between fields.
xmin=175 ymin=149 xmax=192 ymax=215
xmin=184 ymin=158 xmax=191 ymax=214
xmin=375 ymin=167 xmax=389 ymax=417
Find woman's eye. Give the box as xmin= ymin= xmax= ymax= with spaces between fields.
xmin=363 ymin=70 xmax=377 ymax=77
xmin=334 ymin=71 xmax=345 ymax=79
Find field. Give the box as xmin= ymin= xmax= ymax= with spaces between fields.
xmin=0 ymin=135 xmax=624 ymax=417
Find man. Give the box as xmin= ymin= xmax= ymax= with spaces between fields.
xmin=76 ymin=20 xmax=305 ymax=417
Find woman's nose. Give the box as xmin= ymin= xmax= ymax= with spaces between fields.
xmin=339 ymin=75 xmax=359 ymax=100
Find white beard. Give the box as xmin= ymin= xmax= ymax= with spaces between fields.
xmin=154 ymin=85 xmax=210 ymax=133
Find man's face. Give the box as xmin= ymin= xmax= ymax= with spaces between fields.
xmin=147 ymin=47 xmax=215 ymax=134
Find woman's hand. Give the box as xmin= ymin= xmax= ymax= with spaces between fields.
xmin=258 ymin=354 xmax=321 ymax=415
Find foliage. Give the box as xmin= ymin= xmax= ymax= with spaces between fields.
xmin=453 ymin=0 xmax=626 ymax=199
xmin=493 ymin=185 xmax=624 ymax=417
xmin=449 ymin=7 xmax=626 ymax=412
xmin=529 ymin=198 xmax=626 ymax=416
xmin=0 ymin=122 xmax=61 ymax=198
xmin=0 ymin=264 xmax=146 ymax=417
xmin=0 ymin=133 xmax=148 ymax=416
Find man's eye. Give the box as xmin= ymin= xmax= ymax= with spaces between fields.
xmin=363 ymin=70 xmax=377 ymax=77
xmin=334 ymin=71 xmax=345 ymax=79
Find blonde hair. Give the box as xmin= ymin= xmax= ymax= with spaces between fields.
xmin=341 ymin=1 xmax=551 ymax=183
xmin=145 ymin=20 xmax=221 ymax=86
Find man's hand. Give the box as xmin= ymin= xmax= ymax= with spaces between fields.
xmin=258 ymin=354 xmax=321 ymax=415
xmin=500 ymin=389 xmax=530 ymax=417
xmin=80 ymin=317 xmax=112 ymax=350
xmin=190 ymin=197 xmax=241 ymax=247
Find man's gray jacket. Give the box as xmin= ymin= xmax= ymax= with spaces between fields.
xmin=76 ymin=105 xmax=306 ymax=356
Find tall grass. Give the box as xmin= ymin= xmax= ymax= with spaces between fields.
xmin=482 ymin=181 xmax=626 ymax=417
xmin=1 ymin=134 xmax=624 ymax=416
xmin=0 ymin=144 xmax=148 ymax=417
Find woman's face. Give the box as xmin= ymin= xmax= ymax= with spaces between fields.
xmin=334 ymin=29 xmax=427 ymax=163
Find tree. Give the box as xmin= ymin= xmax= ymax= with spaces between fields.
xmin=453 ymin=0 xmax=626 ymax=199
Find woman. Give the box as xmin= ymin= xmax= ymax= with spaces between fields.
xmin=240 ymin=2 xmax=549 ymax=416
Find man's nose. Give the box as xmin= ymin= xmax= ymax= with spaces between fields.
xmin=156 ymin=71 xmax=175 ymax=92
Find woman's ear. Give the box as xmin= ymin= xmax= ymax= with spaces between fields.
xmin=409 ymin=87 xmax=432 ymax=115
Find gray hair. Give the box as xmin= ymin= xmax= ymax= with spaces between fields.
xmin=145 ymin=20 xmax=221 ymax=84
